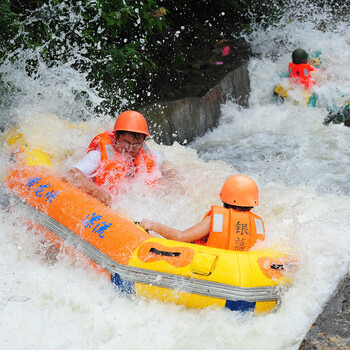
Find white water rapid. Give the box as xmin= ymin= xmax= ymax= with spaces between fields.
xmin=1 ymin=3 xmax=350 ymax=350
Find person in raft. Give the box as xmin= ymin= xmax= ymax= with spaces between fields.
xmin=65 ymin=110 xmax=168 ymax=207
xmin=288 ymin=48 xmax=322 ymax=88
xmin=140 ymin=175 xmax=265 ymax=251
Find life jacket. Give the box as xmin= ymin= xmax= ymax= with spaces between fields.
xmin=288 ymin=63 xmax=317 ymax=89
xmin=196 ymin=205 xmax=265 ymax=251
xmin=88 ymin=131 xmax=159 ymax=194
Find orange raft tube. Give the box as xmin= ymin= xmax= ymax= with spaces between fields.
xmin=3 ymin=165 xmax=296 ymax=314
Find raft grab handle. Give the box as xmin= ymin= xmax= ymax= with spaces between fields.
xmin=270 ymin=264 xmax=284 ymax=270
xmin=149 ymin=247 xmax=181 ymax=257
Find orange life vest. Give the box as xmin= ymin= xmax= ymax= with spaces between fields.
xmin=88 ymin=131 xmax=159 ymax=194
xmin=196 ymin=206 xmax=265 ymax=251
xmin=288 ymin=63 xmax=317 ymax=89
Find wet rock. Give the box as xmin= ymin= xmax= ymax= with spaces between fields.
xmin=141 ymin=63 xmax=250 ymax=145
xmin=147 ymin=37 xmax=251 ymax=103
xmin=136 ymin=36 xmax=252 ymax=145
xmin=300 ymin=274 xmax=350 ymax=350
xmin=323 ymin=110 xmax=350 ymax=127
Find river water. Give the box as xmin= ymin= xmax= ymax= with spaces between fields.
xmin=1 ymin=3 xmax=350 ymax=350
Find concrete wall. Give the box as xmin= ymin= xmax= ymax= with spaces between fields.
xmin=299 ymin=274 xmax=350 ymax=349
xmin=140 ymin=63 xmax=250 ymax=145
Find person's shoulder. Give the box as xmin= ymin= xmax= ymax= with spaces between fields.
xmin=72 ymin=149 xmax=101 ymax=176
xmin=89 ymin=131 xmax=114 ymax=149
xmin=249 ymin=210 xmax=264 ymax=221
xmin=93 ymin=130 xmax=114 ymax=140
xmin=146 ymin=145 xmax=165 ymax=167
xmin=308 ymin=64 xmax=318 ymax=71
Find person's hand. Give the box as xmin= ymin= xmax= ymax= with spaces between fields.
xmin=64 ymin=168 xmax=112 ymax=207
xmin=310 ymin=70 xmax=323 ymax=83
xmin=95 ymin=188 xmax=112 ymax=207
xmin=161 ymin=160 xmax=179 ymax=179
xmin=162 ymin=168 xmax=178 ymax=179
xmin=140 ymin=219 xmax=155 ymax=232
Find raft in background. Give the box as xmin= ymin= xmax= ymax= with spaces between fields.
xmin=273 ymin=51 xmax=322 ymax=108
xmin=272 ymin=50 xmax=350 ymax=127
xmin=273 ymin=83 xmax=318 ymax=107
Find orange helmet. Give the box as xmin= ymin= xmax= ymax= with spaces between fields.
xmin=219 ymin=175 xmax=259 ymax=207
xmin=113 ymin=110 xmax=149 ymax=136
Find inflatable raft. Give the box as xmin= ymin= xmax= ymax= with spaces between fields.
xmin=273 ymin=83 xmax=317 ymax=107
xmin=273 ymin=51 xmax=322 ymax=107
xmin=1 ymin=121 xmax=296 ymax=314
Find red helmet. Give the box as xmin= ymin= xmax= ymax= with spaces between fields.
xmin=113 ymin=111 xmax=149 ymax=136
xmin=219 ymin=175 xmax=259 ymax=207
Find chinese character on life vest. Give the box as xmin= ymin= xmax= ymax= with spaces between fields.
xmin=235 ymin=221 xmax=248 ymax=235
xmin=234 ymin=237 xmax=245 ymax=251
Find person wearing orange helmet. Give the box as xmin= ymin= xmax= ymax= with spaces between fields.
xmin=140 ymin=175 xmax=265 ymax=251
xmin=65 ymin=110 xmax=165 ymax=206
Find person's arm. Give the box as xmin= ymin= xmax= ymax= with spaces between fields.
xmin=310 ymin=69 xmax=323 ymax=83
xmin=146 ymin=146 xmax=177 ymax=179
xmin=63 ymin=149 xmax=112 ymax=207
xmin=308 ymin=65 xmax=323 ymax=82
xmin=64 ymin=167 xmax=112 ymax=207
xmin=140 ymin=216 xmax=211 ymax=242
xmin=64 ymin=165 xmax=112 ymax=207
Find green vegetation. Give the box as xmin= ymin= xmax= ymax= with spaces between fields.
xmin=0 ymin=0 xmax=286 ymax=113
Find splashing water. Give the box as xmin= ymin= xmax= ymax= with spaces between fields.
xmin=1 ymin=2 xmax=350 ymax=350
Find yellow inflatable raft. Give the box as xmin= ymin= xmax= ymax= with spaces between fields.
xmin=1 ymin=122 xmax=296 ymax=314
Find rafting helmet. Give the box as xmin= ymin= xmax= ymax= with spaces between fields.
xmin=292 ymin=48 xmax=308 ymax=64
xmin=219 ymin=175 xmax=259 ymax=207
xmin=113 ymin=110 xmax=149 ymax=136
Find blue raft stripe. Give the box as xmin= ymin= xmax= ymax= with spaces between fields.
xmin=111 ymin=273 xmax=135 ymax=295
xmin=225 ymin=300 xmax=256 ymax=312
